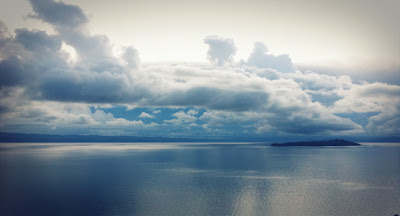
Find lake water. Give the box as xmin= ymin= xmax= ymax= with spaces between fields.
xmin=0 ymin=142 xmax=399 ymax=216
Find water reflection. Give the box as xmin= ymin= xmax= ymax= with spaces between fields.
xmin=0 ymin=143 xmax=399 ymax=216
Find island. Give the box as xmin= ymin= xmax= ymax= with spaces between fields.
xmin=271 ymin=139 xmax=361 ymax=147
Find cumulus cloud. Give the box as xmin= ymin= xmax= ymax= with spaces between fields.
xmin=28 ymin=0 xmax=133 ymax=66
xmin=330 ymin=82 xmax=400 ymax=135
xmin=92 ymin=109 xmax=114 ymax=122
xmin=366 ymin=111 xmax=400 ymax=135
xmin=0 ymin=0 xmax=398 ymax=137
xmin=139 ymin=112 xmax=154 ymax=119
xmin=204 ymin=35 xmax=237 ymax=66
xmin=0 ymin=0 xmax=144 ymax=104
xmin=0 ymin=20 xmax=9 ymax=38
xmin=152 ymin=110 xmax=161 ymax=114
xmin=15 ymin=28 xmax=61 ymax=53
xmin=187 ymin=109 xmax=198 ymax=115
xmin=245 ymin=42 xmax=295 ymax=72
xmin=122 ymin=46 xmax=140 ymax=69
xmin=29 ymin=0 xmax=88 ymax=29
xmin=164 ymin=111 xmax=198 ymax=125
xmin=0 ymin=93 xmax=145 ymax=135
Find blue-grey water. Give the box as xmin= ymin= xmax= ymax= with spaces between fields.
xmin=0 ymin=142 xmax=399 ymax=216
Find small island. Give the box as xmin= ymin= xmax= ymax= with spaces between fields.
xmin=271 ymin=139 xmax=361 ymax=147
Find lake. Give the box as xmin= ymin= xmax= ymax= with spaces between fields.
xmin=0 ymin=142 xmax=399 ymax=216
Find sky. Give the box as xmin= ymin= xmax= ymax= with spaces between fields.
xmin=0 ymin=0 xmax=399 ymax=140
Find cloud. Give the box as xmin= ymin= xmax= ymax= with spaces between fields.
xmin=122 ymin=46 xmax=140 ymax=69
xmin=29 ymin=0 xmax=88 ymax=29
xmin=196 ymin=76 xmax=363 ymax=135
xmin=245 ymin=42 xmax=295 ymax=72
xmin=0 ymin=0 xmax=143 ymax=103
xmin=0 ymin=27 xmax=67 ymax=88
xmin=204 ymin=35 xmax=237 ymax=66
xmin=139 ymin=112 xmax=154 ymax=119
xmin=28 ymin=0 xmax=130 ymax=67
xmin=92 ymin=109 xmax=114 ymax=122
xmin=145 ymin=86 xmax=269 ymax=111
xmin=152 ymin=110 xmax=161 ymax=114
xmin=330 ymin=82 xmax=400 ymax=135
xmin=0 ymin=27 xmax=368 ymax=135
xmin=165 ymin=111 xmax=197 ymax=125
xmin=0 ymin=0 xmax=398 ymax=137
xmin=15 ymin=28 xmax=61 ymax=53
xmin=288 ymin=70 xmax=352 ymax=91
xmin=0 ymin=95 xmax=145 ymax=134
xmin=187 ymin=109 xmax=198 ymax=115
xmin=366 ymin=111 xmax=400 ymax=135
xmin=0 ymin=20 xmax=9 ymax=38
xmin=330 ymin=82 xmax=400 ymax=114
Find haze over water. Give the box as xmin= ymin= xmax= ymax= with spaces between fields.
xmin=0 ymin=142 xmax=399 ymax=216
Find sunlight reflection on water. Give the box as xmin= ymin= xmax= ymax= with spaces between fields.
xmin=0 ymin=142 xmax=399 ymax=216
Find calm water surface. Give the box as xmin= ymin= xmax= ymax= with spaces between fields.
xmin=0 ymin=142 xmax=399 ymax=216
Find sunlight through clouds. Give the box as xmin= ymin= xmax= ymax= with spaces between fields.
xmin=0 ymin=0 xmax=398 ymax=139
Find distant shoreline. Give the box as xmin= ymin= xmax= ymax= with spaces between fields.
xmin=0 ymin=132 xmax=398 ymax=143
xmin=271 ymin=139 xmax=361 ymax=147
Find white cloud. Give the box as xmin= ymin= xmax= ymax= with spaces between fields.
xmin=330 ymin=82 xmax=400 ymax=114
xmin=92 ymin=109 xmax=114 ymax=122
xmin=0 ymin=0 xmax=398 ymax=137
xmin=152 ymin=109 xmax=161 ymax=114
xmin=106 ymin=118 xmax=143 ymax=127
xmin=204 ymin=35 xmax=237 ymax=66
xmin=329 ymin=82 xmax=400 ymax=135
xmin=245 ymin=42 xmax=295 ymax=72
xmin=165 ymin=111 xmax=197 ymax=125
xmin=139 ymin=112 xmax=154 ymax=119
xmin=187 ymin=109 xmax=198 ymax=115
